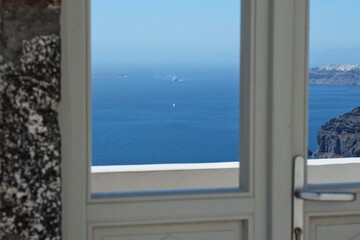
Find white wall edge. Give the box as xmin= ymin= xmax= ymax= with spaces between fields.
xmin=307 ymin=158 xmax=360 ymax=166
xmin=91 ymin=158 xmax=360 ymax=173
xmin=92 ymin=161 xmax=240 ymax=173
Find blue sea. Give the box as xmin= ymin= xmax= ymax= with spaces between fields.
xmin=308 ymin=85 xmax=360 ymax=152
xmin=91 ymin=71 xmax=360 ymax=166
xmin=92 ymin=69 xmax=240 ymax=166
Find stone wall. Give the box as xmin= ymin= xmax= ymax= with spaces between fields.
xmin=0 ymin=1 xmax=61 ymax=239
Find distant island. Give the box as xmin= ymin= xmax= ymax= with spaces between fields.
xmin=309 ymin=64 xmax=360 ymax=158
xmin=92 ymin=73 xmax=128 ymax=78
xmin=309 ymin=64 xmax=360 ymax=85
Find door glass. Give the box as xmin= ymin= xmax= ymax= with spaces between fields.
xmin=91 ymin=0 xmax=241 ymax=192
xmin=309 ymin=0 xmax=360 ymax=160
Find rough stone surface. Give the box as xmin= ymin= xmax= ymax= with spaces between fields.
xmin=0 ymin=35 xmax=61 ymax=240
xmin=0 ymin=1 xmax=61 ymax=239
xmin=313 ymin=107 xmax=360 ymax=158
xmin=0 ymin=1 xmax=61 ymax=62
xmin=2 ymin=0 xmax=60 ymax=10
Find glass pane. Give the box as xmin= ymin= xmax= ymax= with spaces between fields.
xmin=91 ymin=0 xmax=241 ymax=192
xmin=309 ymin=0 xmax=360 ymax=160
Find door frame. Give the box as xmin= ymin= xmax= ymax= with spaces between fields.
xmin=59 ymin=0 xmax=308 ymax=239
xmin=267 ymin=0 xmax=309 ymax=239
xmin=60 ymin=0 xmax=88 ymax=238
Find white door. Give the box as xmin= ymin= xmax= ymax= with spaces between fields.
xmin=60 ymin=0 xmax=272 ymax=239
xmin=269 ymin=0 xmax=360 ymax=239
xmin=59 ymin=0 xmax=360 ymax=239
xmin=290 ymin=0 xmax=360 ymax=240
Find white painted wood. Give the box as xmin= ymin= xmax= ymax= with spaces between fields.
xmin=290 ymin=0 xmax=360 ymax=239
xmin=87 ymin=198 xmax=254 ymax=224
xmin=85 ymin=0 xmax=252 ymax=197
xmin=268 ymin=0 xmax=297 ymax=238
xmin=60 ymin=0 xmax=88 ymax=239
xmin=60 ymin=0 xmax=343 ymax=239
xmin=61 ymin=0 xmax=272 ymax=239
xmin=293 ymin=157 xmax=305 ymax=240
xmin=91 ymin=221 xmax=243 ymax=240
xmin=243 ymin=0 xmax=269 ymax=238
xmin=308 ymin=216 xmax=360 ymax=240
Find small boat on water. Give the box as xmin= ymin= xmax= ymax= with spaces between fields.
xmin=171 ymin=75 xmax=181 ymax=82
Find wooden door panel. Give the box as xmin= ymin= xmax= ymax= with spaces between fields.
xmin=92 ymin=221 xmax=243 ymax=240
xmin=309 ymin=216 xmax=360 ymax=240
xmin=302 ymin=182 xmax=360 ymax=240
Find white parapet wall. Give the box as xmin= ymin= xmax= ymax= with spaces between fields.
xmin=91 ymin=158 xmax=360 ymax=193
xmin=91 ymin=162 xmax=239 ymax=192
xmin=307 ymin=158 xmax=360 ymax=183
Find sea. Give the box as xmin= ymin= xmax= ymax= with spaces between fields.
xmin=92 ymin=69 xmax=240 ymax=166
xmin=91 ymin=70 xmax=360 ymax=166
xmin=308 ymin=85 xmax=360 ymax=152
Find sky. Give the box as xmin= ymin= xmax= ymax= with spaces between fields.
xmin=92 ymin=0 xmax=360 ymax=70
xmin=91 ymin=0 xmax=240 ymax=72
xmin=310 ymin=0 xmax=360 ymax=66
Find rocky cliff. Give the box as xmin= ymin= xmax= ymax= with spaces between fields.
xmin=309 ymin=64 xmax=360 ymax=85
xmin=313 ymin=107 xmax=360 ymax=158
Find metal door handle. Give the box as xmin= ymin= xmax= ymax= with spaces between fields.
xmin=293 ymin=156 xmax=357 ymax=240
xmin=295 ymin=190 xmax=356 ymax=202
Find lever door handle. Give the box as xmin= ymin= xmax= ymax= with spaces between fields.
xmin=293 ymin=156 xmax=357 ymax=240
xmin=295 ymin=190 xmax=356 ymax=202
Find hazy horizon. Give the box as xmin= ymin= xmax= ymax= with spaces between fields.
xmin=310 ymin=0 xmax=360 ymax=67
xmin=91 ymin=0 xmax=360 ymax=70
xmin=91 ymin=0 xmax=240 ymax=72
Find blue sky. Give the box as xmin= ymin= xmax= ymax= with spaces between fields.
xmin=91 ymin=0 xmax=240 ymax=71
xmin=92 ymin=0 xmax=360 ymax=70
xmin=310 ymin=0 xmax=360 ymax=66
